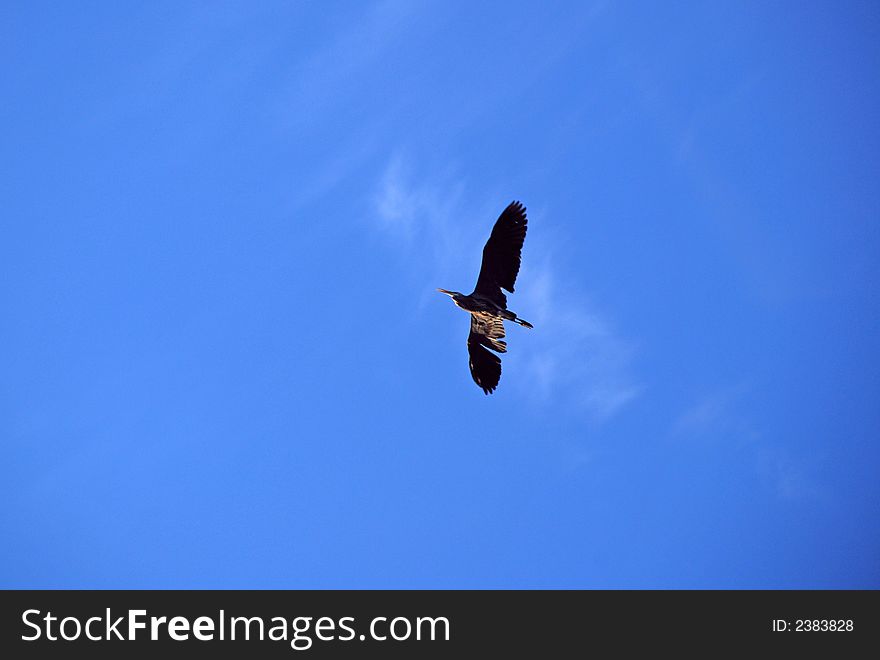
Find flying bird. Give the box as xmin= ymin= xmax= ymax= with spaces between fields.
xmin=438 ymin=200 xmax=533 ymax=394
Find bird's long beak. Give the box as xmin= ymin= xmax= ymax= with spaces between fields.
xmin=437 ymin=288 xmax=454 ymax=296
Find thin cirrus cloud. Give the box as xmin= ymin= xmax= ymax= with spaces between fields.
xmin=373 ymin=154 xmax=640 ymax=422
xmin=671 ymin=387 xmax=823 ymax=502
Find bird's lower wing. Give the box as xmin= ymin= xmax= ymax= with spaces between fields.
xmin=470 ymin=313 xmax=506 ymax=352
xmin=467 ymin=313 xmax=506 ymax=395
xmin=467 ymin=335 xmax=501 ymax=395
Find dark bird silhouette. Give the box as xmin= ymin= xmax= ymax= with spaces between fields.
xmin=438 ymin=201 xmax=533 ymax=394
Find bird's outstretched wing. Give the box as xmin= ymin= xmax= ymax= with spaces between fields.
xmin=470 ymin=312 xmax=507 ymax=352
xmin=473 ymin=201 xmax=528 ymax=308
xmin=467 ymin=312 xmax=507 ymax=394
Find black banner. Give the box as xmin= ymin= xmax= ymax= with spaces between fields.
xmin=1 ymin=590 xmax=877 ymax=656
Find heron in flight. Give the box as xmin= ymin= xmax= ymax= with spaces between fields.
xmin=438 ymin=200 xmax=533 ymax=394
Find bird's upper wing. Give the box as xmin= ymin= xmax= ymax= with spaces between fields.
xmin=467 ymin=312 xmax=507 ymax=395
xmin=473 ymin=201 xmax=528 ymax=308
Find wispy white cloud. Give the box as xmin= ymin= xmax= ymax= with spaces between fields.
xmin=269 ymin=1 xmax=429 ymax=213
xmin=272 ymin=0 xmax=424 ymax=135
xmin=672 ymin=388 xmax=824 ymax=502
xmin=372 ymin=155 xmax=640 ymax=422
xmin=671 ymin=385 xmax=753 ymax=440
xmin=372 ymin=153 xmax=469 ymax=267
xmin=756 ymin=447 xmax=824 ymax=503
xmin=510 ymin=252 xmax=640 ymax=422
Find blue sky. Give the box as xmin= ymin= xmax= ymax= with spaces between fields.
xmin=2 ymin=1 xmax=878 ymax=588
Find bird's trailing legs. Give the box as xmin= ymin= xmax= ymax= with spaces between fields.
xmin=500 ymin=309 xmax=534 ymax=329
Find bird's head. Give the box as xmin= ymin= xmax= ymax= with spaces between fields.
xmin=437 ymin=288 xmax=461 ymax=299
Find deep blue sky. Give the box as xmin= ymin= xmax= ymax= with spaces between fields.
xmin=2 ymin=1 xmax=878 ymax=588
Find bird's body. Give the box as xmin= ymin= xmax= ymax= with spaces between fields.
xmin=443 ymin=290 xmax=506 ymax=315
xmin=438 ymin=201 xmax=533 ymax=394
